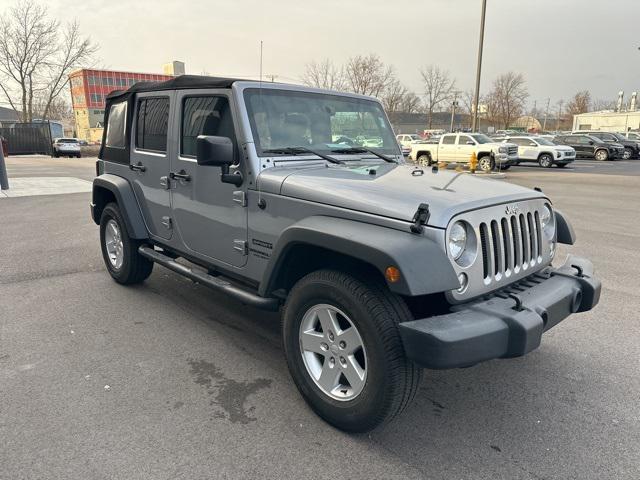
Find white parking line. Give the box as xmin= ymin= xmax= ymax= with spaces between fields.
xmin=0 ymin=177 xmax=92 ymax=198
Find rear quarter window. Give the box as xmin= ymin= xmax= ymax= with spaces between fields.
xmin=105 ymin=102 xmax=127 ymax=148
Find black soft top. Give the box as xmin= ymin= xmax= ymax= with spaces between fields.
xmin=106 ymin=75 xmax=245 ymax=100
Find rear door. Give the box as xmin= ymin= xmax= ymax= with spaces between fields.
xmin=169 ymin=90 xmax=248 ymax=268
xmin=438 ymin=134 xmax=457 ymax=161
xmin=129 ymin=93 xmax=173 ymax=240
xmin=455 ymin=134 xmax=475 ymax=163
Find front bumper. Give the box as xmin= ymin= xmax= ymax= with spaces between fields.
xmin=399 ymin=255 xmax=600 ymax=369
xmin=495 ymin=153 xmax=518 ymax=166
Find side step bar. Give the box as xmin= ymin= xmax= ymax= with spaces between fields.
xmin=138 ymin=246 xmax=280 ymax=311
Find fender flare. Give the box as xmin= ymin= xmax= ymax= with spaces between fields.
xmin=259 ymin=216 xmax=459 ymax=297
xmin=555 ymin=209 xmax=575 ymax=245
xmin=92 ymin=174 xmax=148 ymax=239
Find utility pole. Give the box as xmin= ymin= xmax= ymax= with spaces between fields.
xmin=556 ymin=100 xmax=563 ymax=131
xmin=529 ymin=100 xmax=537 ymax=132
xmin=542 ymin=98 xmax=550 ymax=131
xmin=471 ymin=0 xmax=488 ymax=132
xmin=0 ymin=138 xmax=9 ymax=190
xmin=450 ymin=96 xmax=459 ymax=132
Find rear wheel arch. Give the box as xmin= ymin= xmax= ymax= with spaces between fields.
xmin=92 ymin=174 xmax=148 ymax=239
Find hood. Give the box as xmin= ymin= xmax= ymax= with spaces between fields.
xmin=257 ymin=163 xmax=546 ymax=228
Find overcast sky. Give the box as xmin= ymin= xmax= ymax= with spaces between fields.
xmin=46 ymin=0 xmax=640 ymax=109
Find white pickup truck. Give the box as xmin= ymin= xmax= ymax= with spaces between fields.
xmin=409 ymin=133 xmax=518 ymax=172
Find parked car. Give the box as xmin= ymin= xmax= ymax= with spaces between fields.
xmin=396 ymin=134 xmax=422 ymax=147
xmin=408 ymin=132 xmax=518 ymax=171
xmin=52 ymin=138 xmax=82 ymax=158
xmin=573 ymin=131 xmax=639 ymax=159
xmin=554 ymin=134 xmax=622 ymax=161
xmin=625 ymin=132 xmax=640 ymax=141
xmin=505 ymin=136 xmax=575 ymax=168
xmin=91 ymin=75 xmax=600 ymax=432
xmin=398 ymin=143 xmax=411 ymax=156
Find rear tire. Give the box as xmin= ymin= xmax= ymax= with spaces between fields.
xmin=622 ymin=148 xmax=632 ymax=160
xmin=282 ymin=269 xmax=422 ymax=432
xmin=538 ymin=153 xmax=553 ymax=168
xmin=99 ymin=202 xmax=153 ymax=285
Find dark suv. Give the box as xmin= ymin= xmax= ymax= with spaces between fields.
xmin=575 ymin=131 xmax=639 ymax=160
xmin=554 ymin=134 xmax=622 ymax=161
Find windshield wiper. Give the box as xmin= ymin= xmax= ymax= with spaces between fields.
xmin=262 ymin=146 xmax=343 ymax=164
xmin=329 ymin=146 xmax=396 ymax=163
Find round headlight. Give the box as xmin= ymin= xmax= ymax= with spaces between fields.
xmin=541 ymin=204 xmax=556 ymax=240
xmin=448 ymin=221 xmax=467 ymax=260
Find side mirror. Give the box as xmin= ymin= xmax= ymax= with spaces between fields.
xmin=588 ymin=141 xmax=594 ymax=145
xmin=196 ymin=135 xmax=233 ymax=166
xmin=529 ymin=142 xmax=537 ymax=146
xmin=466 ymin=140 xmax=475 ymax=145
xmin=196 ymin=135 xmax=242 ymax=186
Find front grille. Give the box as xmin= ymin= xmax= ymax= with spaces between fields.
xmin=479 ymin=210 xmax=543 ymax=282
xmin=508 ymin=146 xmax=517 ymax=155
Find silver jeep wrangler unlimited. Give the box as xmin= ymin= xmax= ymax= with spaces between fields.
xmin=91 ymin=75 xmax=601 ymax=432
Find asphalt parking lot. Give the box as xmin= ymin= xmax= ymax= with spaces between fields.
xmin=1 ymin=156 xmax=639 ymax=480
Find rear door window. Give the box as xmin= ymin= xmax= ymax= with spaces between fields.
xmin=135 ymin=97 xmax=170 ymax=152
xmin=442 ymin=135 xmax=456 ymax=145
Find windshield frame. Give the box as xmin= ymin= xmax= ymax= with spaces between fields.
xmin=243 ymin=87 xmax=400 ymax=158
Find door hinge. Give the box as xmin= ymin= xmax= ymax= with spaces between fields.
xmin=232 ymin=190 xmax=247 ymax=207
xmin=161 ymin=216 xmax=172 ymax=230
xmin=233 ymin=240 xmax=248 ymax=255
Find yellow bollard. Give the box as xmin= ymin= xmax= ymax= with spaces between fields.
xmin=469 ymin=151 xmax=478 ymax=174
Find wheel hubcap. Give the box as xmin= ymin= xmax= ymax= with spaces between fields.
xmin=623 ymin=150 xmax=631 ymax=159
xmin=104 ymin=219 xmax=124 ymax=269
xmin=480 ymin=158 xmax=491 ymax=171
xmin=299 ymin=304 xmax=367 ymax=401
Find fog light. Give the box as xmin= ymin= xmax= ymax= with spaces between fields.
xmin=457 ymin=272 xmax=468 ymax=292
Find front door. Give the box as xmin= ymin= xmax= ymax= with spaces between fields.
xmin=129 ymin=93 xmax=173 ymax=240
xmin=169 ymin=91 xmax=248 ymax=268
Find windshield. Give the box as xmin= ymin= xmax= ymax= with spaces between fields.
xmin=244 ymin=88 xmax=399 ymax=156
xmin=536 ymin=138 xmax=556 ymax=146
xmin=611 ymin=133 xmax=627 ymax=142
xmin=470 ymin=133 xmax=492 ymax=144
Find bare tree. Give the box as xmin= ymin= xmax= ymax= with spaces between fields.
xmin=380 ymin=78 xmax=408 ymax=113
xmin=591 ymin=97 xmax=615 ymax=111
xmin=566 ymin=90 xmax=591 ymax=116
xmin=399 ymin=91 xmax=421 ymax=114
xmin=344 ymin=54 xmax=394 ymax=97
xmin=485 ymin=72 xmax=528 ymax=129
xmin=420 ymin=65 xmax=455 ymax=128
xmin=301 ymin=59 xmax=345 ymax=91
xmin=0 ymin=0 xmax=96 ymax=122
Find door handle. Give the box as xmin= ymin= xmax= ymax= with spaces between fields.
xmin=129 ymin=162 xmax=146 ymax=172
xmin=169 ymin=170 xmax=191 ymax=182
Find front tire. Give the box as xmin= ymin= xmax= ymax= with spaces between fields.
xmin=538 ymin=153 xmax=553 ymax=168
xmin=417 ymin=153 xmax=432 ymax=166
xmin=478 ymin=155 xmax=495 ymax=172
xmin=282 ymin=269 xmax=422 ymax=432
xmin=99 ymin=202 xmax=153 ymax=285
xmin=595 ymin=149 xmax=609 ymax=161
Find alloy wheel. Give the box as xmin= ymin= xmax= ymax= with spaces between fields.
xmin=299 ymin=304 xmax=367 ymax=401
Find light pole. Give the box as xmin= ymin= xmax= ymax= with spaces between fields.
xmin=471 ymin=0 xmax=487 ymax=133
xmin=450 ymin=97 xmax=459 ymax=132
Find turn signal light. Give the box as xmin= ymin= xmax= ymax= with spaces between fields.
xmin=385 ymin=266 xmax=401 ymax=283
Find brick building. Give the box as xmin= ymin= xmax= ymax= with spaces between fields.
xmin=69 ymin=67 xmax=177 ymax=143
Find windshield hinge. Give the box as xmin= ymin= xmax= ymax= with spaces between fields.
xmin=410 ymin=203 xmax=430 ymax=234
